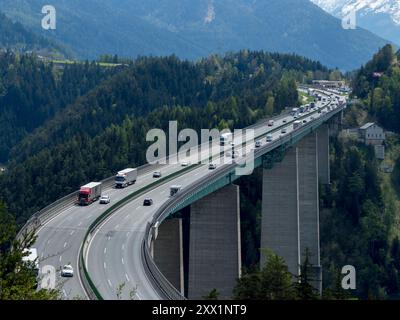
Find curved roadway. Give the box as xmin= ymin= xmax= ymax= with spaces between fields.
xmin=86 ymin=90 xmax=344 ymax=300
xmin=33 ymin=88 xmax=345 ymax=300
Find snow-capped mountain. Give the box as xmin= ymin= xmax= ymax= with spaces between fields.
xmin=311 ymin=0 xmax=400 ymax=44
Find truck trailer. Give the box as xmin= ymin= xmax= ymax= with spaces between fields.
xmin=293 ymin=120 xmax=302 ymax=130
xmin=115 ymin=168 xmax=137 ymax=188
xmin=78 ymin=182 xmax=102 ymax=205
xmin=220 ymin=132 xmax=233 ymax=146
xmin=170 ymin=185 xmax=182 ymax=197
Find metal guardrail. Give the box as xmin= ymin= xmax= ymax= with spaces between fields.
xmin=141 ymin=102 xmax=345 ymax=300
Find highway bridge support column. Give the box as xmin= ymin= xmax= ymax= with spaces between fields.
xmin=261 ymin=133 xmax=322 ymax=293
xmin=317 ymin=124 xmax=330 ymax=185
xmin=153 ymin=218 xmax=184 ymax=294
xmin=328 ymin=113 xmax=342 ymax=137
xmin=297 ymin=132 xmax=322 ymax=293
xmin=188 ymin=184 xmax=241 ymax=300
xmin=261 ymin=146 xmax=301 ymax=276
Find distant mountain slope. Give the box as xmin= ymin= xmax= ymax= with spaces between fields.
xmin=0 ymin=11 xmax=65 ymax=56
xmin=0 ymin=0 xmax=390 ymax=70
xmin=311 ymin=0 xmax=400 ymax=46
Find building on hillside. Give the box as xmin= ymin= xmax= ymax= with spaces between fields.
xmin=359 ymin=123 xmax=385 ymax=145
xmin=359 ymin=122 xmax=386 ymax=160
xmin=312 ymin=80 xmax=345 ymax=89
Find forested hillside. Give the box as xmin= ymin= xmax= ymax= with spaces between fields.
xmin=0 ymin=51 xmax=331 ymax=225
xmin=320 ymin=45 xmax=400 ymax=299
xmin=352 ymin=44 xmax=400 ymax=133
xmin=0 ymin=52 xmax=123 ymax=162
xmin=0 ymin=11 xmax=63 ymax=56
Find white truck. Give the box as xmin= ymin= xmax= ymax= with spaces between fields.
xmin=293 ymin=120 xmax=302 ymax=130
xmin=115 ymin=168 xmax=137 ymax=188
xmin=170 ymin=185 xmax=182 ymax=197
xmin=78 ymin=182 xmax=102 ymax=205
xmin=291 ymin=108 xmax=300 ymax=118
xmin=220 ymin=132 xmax=233 ymax=146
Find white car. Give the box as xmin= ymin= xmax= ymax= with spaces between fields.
xmin=208 ymin=163 xmax=217 ymax=170
xmin=100 ymin=195 xmax=111 ymax=204
xmin=61 ymin=265 xmax=74 ymax=277
xmin=255 ymin=141 xmax=262 ymax=148
xmin=281 ymin=128 xmax=287 ymax=134
xmin=181 ymin=161 xmax=191 ymax=167
xmin=153 ymin=171 xmax=162 ymax=178
xmin=266 ymin=134 xmax=273 ymax=142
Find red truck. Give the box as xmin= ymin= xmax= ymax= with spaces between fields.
xmin=78 ymin=182 xmax=102 ymax=206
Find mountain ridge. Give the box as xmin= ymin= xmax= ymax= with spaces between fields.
xmin=311 ymin=0 xmax=400 ymax=45
xmin=0 ymin=0 xmax=391 ymax=70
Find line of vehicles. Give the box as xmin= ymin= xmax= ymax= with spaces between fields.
xmin=253 ymin=89 xmax=343 ymax=149
xmin=76 ymin=165 xmax=185 ymax=210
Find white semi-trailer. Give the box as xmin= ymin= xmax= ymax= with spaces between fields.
xmin=115 ymin=168 xmax=137 ymax=188
xmin=293 ymin=120 xmax=302 ymax=130
xmin=220 ymin=132 xmax=233 ymax=146
xmin=170 ymin=185 xmax=182 ymax=197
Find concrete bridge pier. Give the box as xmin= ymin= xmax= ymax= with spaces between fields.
xmin=261 ymin=132 xmax=322 ymax=293
xmin=188 ymin=184 xmax=241 ymax=299
xmin=153 ymin=218 xmax=184 ymax=294
xmin=328 ymin=112 xmax=343 ymax=137
xmin=317 ymin=124 xmax=330 ymax=185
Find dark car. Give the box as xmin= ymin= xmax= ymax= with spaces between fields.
xmin=143 ymin=198 xmax=154 ymax=206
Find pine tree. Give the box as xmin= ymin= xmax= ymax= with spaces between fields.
xmin=294 ymin=249 xmax=320 ymax=300
xmin=259 ymin=250 xmax=296 ymax=300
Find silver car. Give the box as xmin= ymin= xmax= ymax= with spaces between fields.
xmin=61 ymin=265 xmax=74 ymax=277
xmin=100 ymin=195 xmax=111 ymax=204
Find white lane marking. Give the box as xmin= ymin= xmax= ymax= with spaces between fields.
xmin=161 ymin=190 xmax=166 ymax=195
xmin=126 ymin=232 xmax=130 ymax=238
xmin=104 ymin=262 xmax=107 ymax=269
xmin=122 ymin=258 xmax=125 ymax=265
xmin=41 ymin=253 xmax=44 ymax=259
xmin=64 ymin=242 xmax=68 ymax=248
xmin=70 ymin=230 xmax=75 ymax=236
xmin=104 ymin=248 xmax=107 ymax=254
xmin=122 ymin=244 xmax=125 ymax=251
xmin=136 ymin=206 xmax=141 ymax=210
xmin=115 ymin=224 xmax=120 ymax=229
xmin=63 ymin=289 xmax=67 ymax=297
xmin=78 ymin=221 xmax=83 ymax=226
xmin=108 ymin=279 xmax=112 ymax=287
xmin=125 ymin=274 xmax=130 ymax=282
xmin=59 ymin=256 xmax=62 ymax=262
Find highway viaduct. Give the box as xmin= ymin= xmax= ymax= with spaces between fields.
xmin=149 ymin=117 xmax=339 ymax=299
xmin=19 ymin=88 xmax=346 ymax=300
